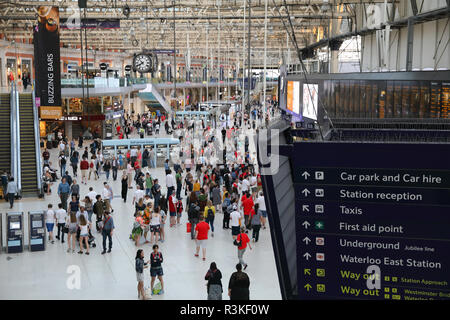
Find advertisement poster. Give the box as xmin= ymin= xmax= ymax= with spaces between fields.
xmin=287 ymin=81 xmax=300 ymax=115
xmin=34 ymin=6 xmax=62 ymax=109
xmin=302 ymin=83 xmax=318 ymax=120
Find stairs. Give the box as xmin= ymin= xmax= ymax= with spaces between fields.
xmin=18 ymin=93 xmax=39 ymax=196
xmin=0 ymin=94 xmax=11 ymax=175
xmin=138 ymin=84 xmax=171 ymax=113
xmin=72 ymin=122 xmax=83 ymax=140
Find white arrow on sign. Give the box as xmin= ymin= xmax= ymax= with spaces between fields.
xmin=302 ymin=171 xmax=310 ymax=180
xmin=302 ymin=221 xmax=311 ymax=229
xmin=303 ymin=252 xmax=311 ymax=260
xmin=302 ymin=188 xmax=310 ymax=197
xmin=302 ymin=205 xmax=309 ymax=212
xmin=302 ymin=237 xmax=311 ymax=244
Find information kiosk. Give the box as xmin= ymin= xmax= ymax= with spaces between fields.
xmin=6 ymin=212 xmax=24 ymax=253
xmin=29 ymin=211 xmax=46 ymax=252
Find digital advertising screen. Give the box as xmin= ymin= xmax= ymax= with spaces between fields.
xmin=287 ymin=81 xmax=301 ymax=116
xmin=302 ymin=84 xmax=319 ymax=120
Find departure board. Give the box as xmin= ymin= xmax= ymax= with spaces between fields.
xmin=402 ymin=82 xmax=411 ymax=118
xmin=410 ymin=82 xmax=420 ymax=118
xmin=353 ymin=81 xmax=363 ymax=118
xmin=430 ymin=82 xmax=441 ymax=118
xmin=441 ymin=83 xmax=449 ymax=119
xmin=293 ymin=142 xmax=450 ymax=300
xmin=386 ymin=81 xmax=394 ymax=118
xmin=393 ymin=84 xmax=402 ymax=117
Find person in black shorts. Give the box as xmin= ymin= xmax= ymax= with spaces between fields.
xmin=150 ymin=244 xmax=164 ymax=295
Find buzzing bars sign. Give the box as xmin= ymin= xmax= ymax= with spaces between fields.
xmin=34 ymin=6 xmax=62 ymax=108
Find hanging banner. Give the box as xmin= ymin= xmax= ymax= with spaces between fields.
xmin=186 ymin=70 xmax=191 ymax=82
xmin=166 ymin=65 xmax=172 ymax=82
xmin=219 ymin=66 xmax=224 ymax=82
xmin=202 ymin=67 xmax=208 ymax=83
xmin=34 ymin=6 xmax=62 ymax=108
xmin=60 ymin=18 xmax=120 ymax=29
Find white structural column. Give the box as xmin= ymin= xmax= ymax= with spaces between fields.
xmin=217 ymin=0 xmax=221 ymax=101
xmin=206 ymin=25 xmax=209 ymax=102
xmin=242 ymin=0 xmax=246 ymax=128
xmin=263 ymin=0 xmax=268 ymax=116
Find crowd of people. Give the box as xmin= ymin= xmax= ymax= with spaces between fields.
xmin=8 ymin=99 xmax=279 ymax=300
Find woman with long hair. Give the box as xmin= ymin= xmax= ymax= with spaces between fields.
xmin=78 ymin=214 xmax=90 ymax=255
xmin=205 ymin=262 xmax=223 ymax=300
xmin=135 ymin=249 xmax=150 ymax=300
xmin=66 ymin=211 xmax=78 ymax=253
xmin=158 ymin=195 xmax=167 ymax=243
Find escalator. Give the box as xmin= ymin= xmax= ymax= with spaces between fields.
xmin=18 ymin=93 xmax=39 ymax=196
xmin=0 ymin=93 xmax=11 ymax=177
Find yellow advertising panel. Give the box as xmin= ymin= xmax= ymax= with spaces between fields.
xmin=287 ymin=81 xmax=294 ymax=112
xmin=40 ymin=106 xmax=62 ymax=119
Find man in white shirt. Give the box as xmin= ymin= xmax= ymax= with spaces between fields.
xmin=87 ymin=187 xmax=97 ymax=203
xmin=255 ymin=191 xmax=267 ymax=229
xmin=55 ymin=203 xmax=68 ymax=243
xmin=241 ymin=177 xmax=250 ymax=193
xmin=133 ymin=184 xmax=145 ymax=205
xmin=184 ymin=157 xmax=192 ymax=172
xmin=102 ymin=182 xmax=114 ymax=212
xmin=59 ymin=141 xmax=65 ymax=153
xmin=165 ymin=170 xmax=175 ymax=197
xmin=130 ymin=148 xmax=138 ymax=165
xmin=229 ymin=204 xmax=242 ymax=240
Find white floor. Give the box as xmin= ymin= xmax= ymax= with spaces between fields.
xmin=0 ymin=129 xmax=281 ymax=300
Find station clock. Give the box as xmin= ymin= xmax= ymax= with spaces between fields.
xmin=133 ymin=53 xmax=152 ymax=73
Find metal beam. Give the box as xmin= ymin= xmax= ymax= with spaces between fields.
xmin=405 ymin=18 xmax=414 ymax=71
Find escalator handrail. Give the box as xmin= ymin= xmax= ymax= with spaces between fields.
xmin=32 ymin=82 xmax=43 ymax=194
xmin=10 ymin=84 xmax=17 ymax=186
xmin=14 ymin=82 xmax=22 ymax=194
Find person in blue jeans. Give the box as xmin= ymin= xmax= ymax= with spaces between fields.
xmin=204 ymin=200 xmax=215 ymax=237
xmin=101 ymin=211 xmax=115 ymax=254
xmin=59 ymin=153 xmax=67 ymax=177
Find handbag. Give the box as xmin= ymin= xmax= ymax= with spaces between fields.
xmin=63 ymin=224 xmax=69 ymax=233
xmin=233 ymin=234 xmax=242 ymax=247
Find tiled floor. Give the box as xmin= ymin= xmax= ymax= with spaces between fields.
xmin=0 ymin=128 xmax=281 ymax=300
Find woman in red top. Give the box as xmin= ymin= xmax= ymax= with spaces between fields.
xmin=168 ymin=193 xmax=176 ymax=227
xmin=236 ymin=226 xmax=252 ymax=270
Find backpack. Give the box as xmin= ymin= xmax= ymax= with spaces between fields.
xmin=233 ymin=234 xmax=242 ymax=247
xmin=60 ymin=156 xmax=66 ymax=165
xmin=207 ymin=207 xmax=214 ymax=220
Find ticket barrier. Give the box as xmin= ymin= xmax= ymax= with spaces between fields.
xmin=29 ymin=211 xmax=46 ymax=252
xmin=7 ymin=212 xmax=24 ymax=253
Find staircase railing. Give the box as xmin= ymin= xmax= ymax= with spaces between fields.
xmin=32 ymin=83 xmax=43 ymax=195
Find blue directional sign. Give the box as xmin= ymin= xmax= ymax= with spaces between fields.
xmin=293 ymin=142 xmax=450 ymax=300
